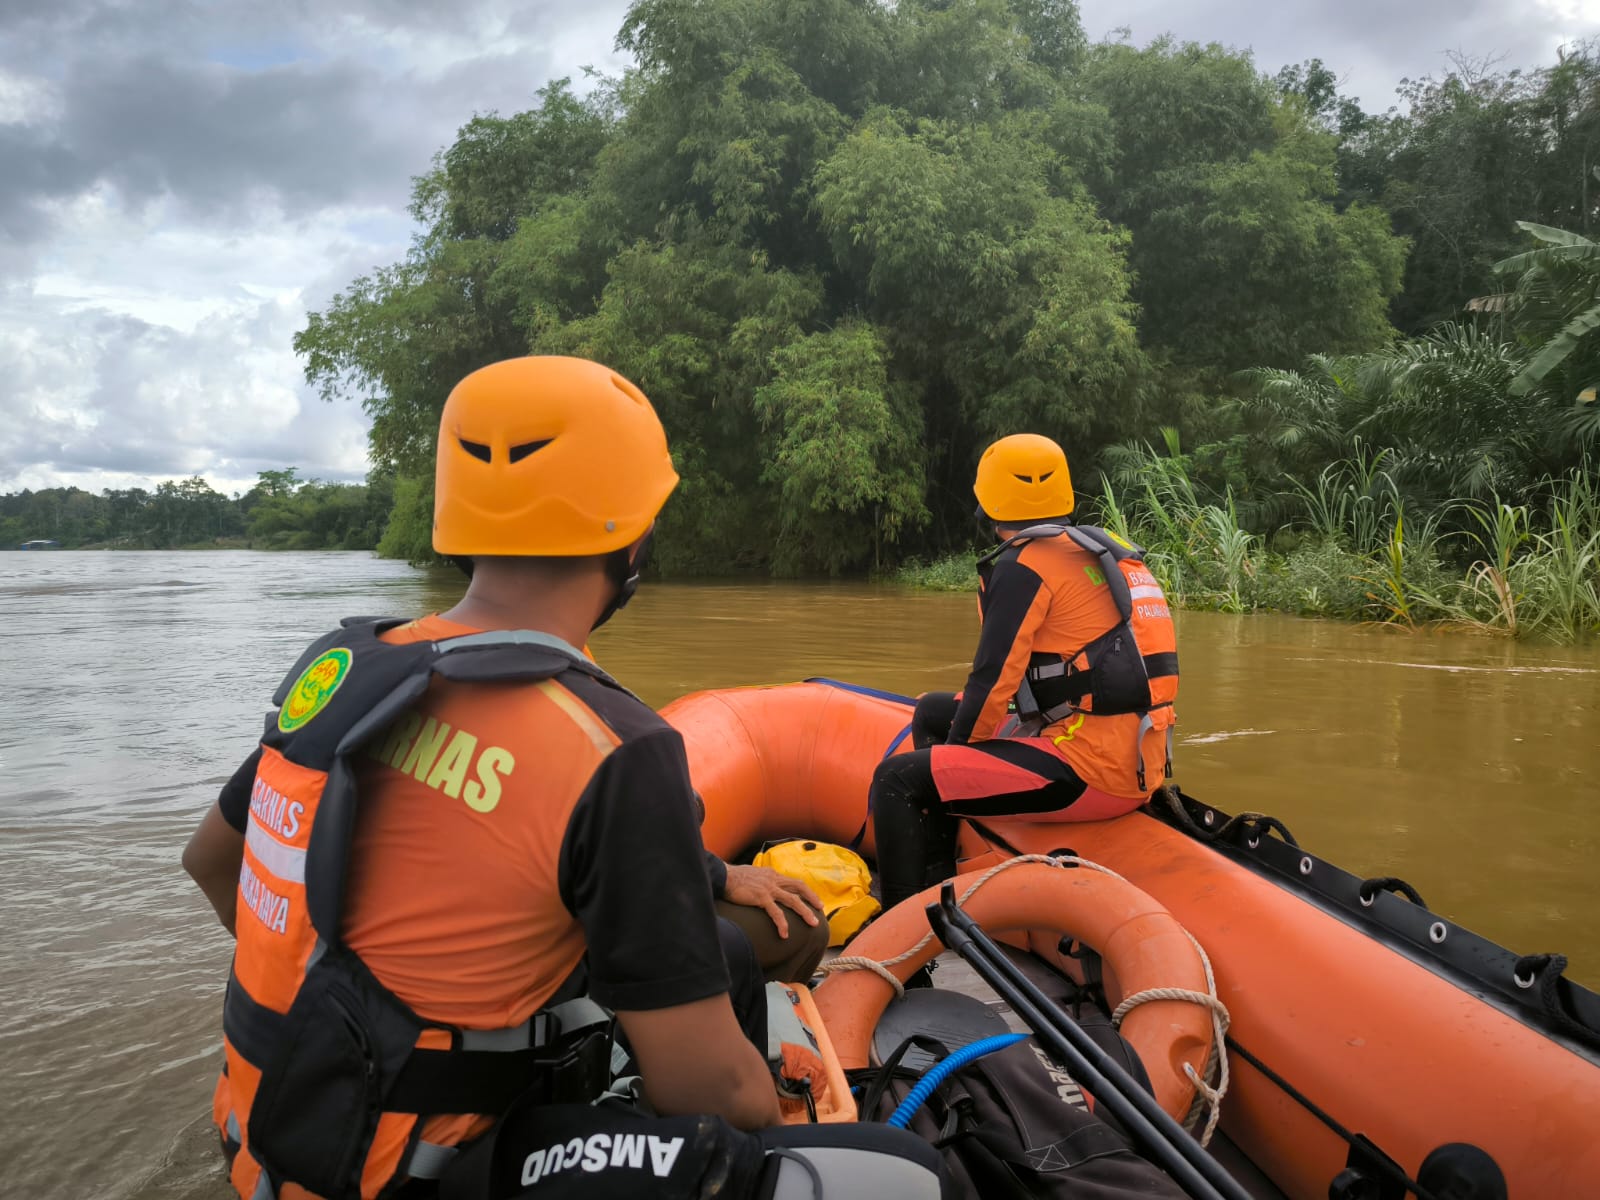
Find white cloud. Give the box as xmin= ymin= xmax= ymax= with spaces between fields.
xmin=28 ymin=188 xmax=410 ymax=331
xmin=0 ymin=289 xmax=373 ymax=494
xmin=1076 ymin=0 xmax=1600 ymax=112
xmin=0 ymin=0 xmax=625 ymax=495
xmin=0 ymin=65 xmax=59 ymax=124
xmin=0 ymin=177 xmax=410 ymax=493
xmin=1535 ymin=0 xmax=1600 ymax=23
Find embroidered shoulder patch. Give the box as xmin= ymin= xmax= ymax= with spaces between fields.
xmin=278 ymin=648 xmax=353 ymax=733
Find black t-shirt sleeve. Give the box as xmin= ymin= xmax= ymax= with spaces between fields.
xmin=557 ymin=727 xmax=731 ymax=1012
xmin=704 ymin=851 xmax=728 ymax=898
xmin=689 ymin=789 xmax=729 ymax=897
xmin=949 ymin=558 xmax=1045 ymax=744
xmin=217 ymin=747 xmax=264 ymax=832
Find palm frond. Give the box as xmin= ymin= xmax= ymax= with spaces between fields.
xmin=1496 ymin=243 xmax=1600 ymax=276
xmin=1513 ymin=221 xmax=1598 ymax=249
xmin=1562 ymin=397 xmax=1600 ymax=447
xmin=1511 ymin=305 xmax=1600 ymax=395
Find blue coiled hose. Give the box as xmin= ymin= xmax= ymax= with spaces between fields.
xmin=884 ymin=1033 xmax=1028 ymax=1128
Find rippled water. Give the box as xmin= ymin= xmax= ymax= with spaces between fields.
xmin=2 ymin=550 xmax=1596 ymax=1199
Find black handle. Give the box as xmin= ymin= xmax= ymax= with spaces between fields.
xmin=926 ymin=882 xmax=1251 ymax=1200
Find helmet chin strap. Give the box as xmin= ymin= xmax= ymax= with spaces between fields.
xmin=974 ymin=503 xmax=999 ymax=545
xmin=592 ymin=530 xmax=655 ymax=632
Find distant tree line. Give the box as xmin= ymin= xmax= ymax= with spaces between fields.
xmin=0 ymin=469 xmax=391 ymax=551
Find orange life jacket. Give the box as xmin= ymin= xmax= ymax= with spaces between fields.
xmin=214 ymin=619 xmax=614 ymax=1200
xmin=979 ymin=524 xmax=1179 ymax=791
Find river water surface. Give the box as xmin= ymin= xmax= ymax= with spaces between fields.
xmin=2 ymin=550 xmax=1597 ymax=1199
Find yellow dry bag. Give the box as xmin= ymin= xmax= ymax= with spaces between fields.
xmin=752 ymin=839 xmax=881 ymax=947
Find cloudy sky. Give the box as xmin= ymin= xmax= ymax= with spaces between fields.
xmin=3 ymin=0 xmax=1595 ymax=497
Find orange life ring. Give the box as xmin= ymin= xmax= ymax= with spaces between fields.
xmin=811 ymin=862 xmax=1215 ymax=1124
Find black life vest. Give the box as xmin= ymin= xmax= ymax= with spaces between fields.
xmin=216 ymin=619 xmax=616 ymax=1200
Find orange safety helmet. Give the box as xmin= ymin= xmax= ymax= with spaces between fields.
xmin=433 ymin=356 xmax=679 ymax=557
xmin=973 ymin=433 xmax=1075 ymax=523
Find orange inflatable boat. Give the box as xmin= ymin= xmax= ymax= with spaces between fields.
xmin=663 ymin=678 xmax=1600 ymax=1200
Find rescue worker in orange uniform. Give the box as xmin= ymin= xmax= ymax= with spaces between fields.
xmin=182 ymin=357 xmax=941 ymax=1200
xmin=871 ymin=433 xmax=1179 ymax=925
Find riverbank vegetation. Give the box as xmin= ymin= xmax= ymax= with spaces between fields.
xmin=0 ymin=470 xmax=389 ymax=551
xmin=289 ymin=0 xmax=1597 ymax=637
xmin=900 ymin=445 xmax=1600 ymax=642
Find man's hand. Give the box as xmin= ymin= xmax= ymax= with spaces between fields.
xmin=722 ymin=865 xmax=824 ymax=939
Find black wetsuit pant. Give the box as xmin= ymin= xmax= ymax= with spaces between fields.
xmin=871 ymin=693 xmax=1087 ymax=911
xmin=717 ymin=917 xmax=769 ymax=1051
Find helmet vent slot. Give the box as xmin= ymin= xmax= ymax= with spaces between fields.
xmin=508 ymin=438 xmax=553 ymax=464
xmin=1014 ymin=473 xmax=1035 ymax=484
xmin=459 ymin=438 xmax=492 ymax=463
xmin=1038 ymin=470 xmax=1054 ymax=483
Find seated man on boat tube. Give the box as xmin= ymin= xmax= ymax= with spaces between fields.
xmin=871 ymin=433 xmax=1178 ymax=936
xmin=181 ymin=356 xmax=942 ymax=1200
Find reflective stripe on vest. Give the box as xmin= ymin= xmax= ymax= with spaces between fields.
xmin=243 ymin=821 xmax=305 ymax=885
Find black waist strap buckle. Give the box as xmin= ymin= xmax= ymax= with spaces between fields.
xmin=388 ymin=1024 xmax=613 ymax=1115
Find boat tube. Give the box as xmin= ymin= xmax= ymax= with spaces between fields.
xmin=662 ymin=679 xmax=1600 ymax=1200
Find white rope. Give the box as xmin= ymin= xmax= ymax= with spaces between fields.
xmin=820 ymin=955 xmax=907 ymax=999
xmin=818 ymin=851 xmax=1233 ymax=1146
xmin=1111 ymin=934 xmax=1231 ymax=1147
xmin=817 ymin=853 xmax=1071 ymax=988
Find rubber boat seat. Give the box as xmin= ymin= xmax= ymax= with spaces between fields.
xmin=871 ymin=988 xmax=1013 ymax=1074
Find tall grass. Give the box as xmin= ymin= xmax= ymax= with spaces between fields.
xmin=892 ymin=447 xmax=1598 ymax=642
xmin=1287 ymin=444 xmax=1399 ymax=557
xmin=1097 ymin=433 xmax=1265 ymax=613
xmin=1510 ymin=472 xmax=1600 ymax=641
xmin=1459 ymin=501 xmax=1531 ymax=635
xmin=1360 ymin=503 xmax=1454 ymax=628
xmin=890 ymin=552 xmax=979 ymax=591
xmin=1095 ymin=446 xmax=1599 ymax=641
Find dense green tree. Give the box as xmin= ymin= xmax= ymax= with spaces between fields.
xmin=1274 ymin=59 xmax=1366 ymax=136
xmin=1380 ymin=65 xmax=1548 ymax=331
xmin=148 ymin=477 xmax=236 ymax=547
xmin=1307 ymin=44 xmax=1600 ymax=331
xmin=752 ymin=322 xmax=927 ymax=573
xmin=0 ymin=487 xmax=109 ymax=547
xmin=812 ymin=108 xmax=1144 ymax=519
xmin=244 ymin=470 xmax=394 ymax=550
xmin=103 ymin=488 xmax=153 ymax=543
xmin=292 ymin=1 xmax=1597 ymax=579
xmin=540 ymin=237 xmax=825 ymax=569
xmin=1083 ymin=39 xmax=1406 ymax=373
xmin=298 ymin=0 xmax=1183 ymax=570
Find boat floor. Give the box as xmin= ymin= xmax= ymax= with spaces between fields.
xmin=828 ymin=945 xmax=1287 ymax=1200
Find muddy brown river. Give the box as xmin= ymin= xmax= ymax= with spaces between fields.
xmin=2 ymin=550 xmax=1595 ymax=1198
